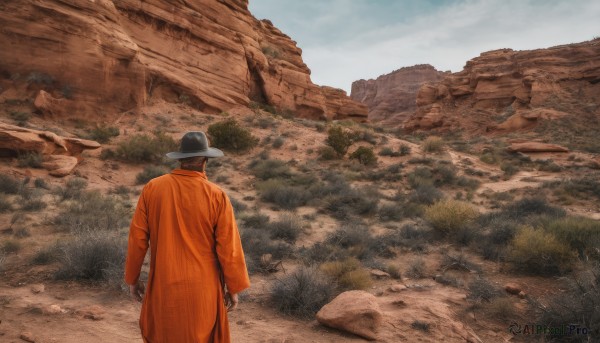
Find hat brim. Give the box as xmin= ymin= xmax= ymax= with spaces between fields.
xmin=166 ymin=147 xmax=224 ymax=159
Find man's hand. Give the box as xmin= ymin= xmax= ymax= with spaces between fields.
xmin=129 ymin=281 xmax=145 ymax=302
xmin=224 ymin=292 xmax=239 ymax=311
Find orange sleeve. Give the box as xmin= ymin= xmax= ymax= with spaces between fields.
xmin=215 ymin=192 xmax=250 ymax=294
xmin=124 ymin=187 xmax=150 ymax=285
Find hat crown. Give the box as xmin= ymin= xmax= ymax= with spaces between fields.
xmin=180 ymin=132 xmax=208 ymax=153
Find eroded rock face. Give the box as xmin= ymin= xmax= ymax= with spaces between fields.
xmin=0 ymin=0 xmax=366 ymax=122
xmin=507 ymin=142 xmax=569 ymax=153
xmin=351 ymin=65 xmax=448 ymax=123
xmin=403 ymin=40 xmax=600 ymax=132
xmin=0 ymin=122 xmax=100 ymax=176
xmin=316 ymin=290 xmax=382 ymax=340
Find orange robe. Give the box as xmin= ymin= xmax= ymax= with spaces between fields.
xmin=125 ymin=169 xmax=250 ymax=343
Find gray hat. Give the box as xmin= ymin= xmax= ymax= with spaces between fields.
xmin=166 ymin=131 xmax=224 ymax=159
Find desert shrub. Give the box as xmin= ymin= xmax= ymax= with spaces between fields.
xmin=485 ymin=298 xmax=515 ymax=320
xmin=382 ymin=224 xmax=433 ymax=251
xmin=509 ymin=226 xmax=574 ymax=275
xmin=378 ymin=147 xmax=394 ymax=156
xmin=410 ymin=185 xmax=442 ymax=205
xmin=0 ymin=194 xmax=11 ymax=213
xmin=9 ymin=111 xmax=31 ymax=126
xmin=476 ymin=214 xmax=519 ymax=261
xmin=539 ymin=264 xmax=600 ymax=340
xmin=456 ymin=176 xmax=480 ymax=190
xmin=503 ymin=197 xmax=565 ymax=220
xmin=386 ymin=264 xmax=402 ymax=279
xmin=411 ymin=321 xmax=430 ymax=332
xmin=240 ymin=226 xmax=293 ymax=272
xmin=249 ymin=159 xmax=291 ymax=180
xmin=323 ymin=185 xmax=379 ymax=219
xmin=32 ymin=246 xmax=60 ymax=265
xmin=501 ymin=162 xmax=519 ymax=177
xmin=545 ymin=216 xmax=600 ymax=260
xmin=21 ymin=199 xmax=47 ymax=211
xmin=266 ymin=213 xmax=303 ymax=243
xmin=424 ymin=199 xmax=478 ymax=234
xmin=239 ymin=212 xmax=270 ymax=229
xmin=399 ymin=144 xmax=411 ymax=156
xmin=55 ymin=231 xmax=126 ymax=282
xmin=272 ymin=137 xmax=284 ymax=149
xmin=298 ymin=242 xmax=350 ymax=265
xmin=88 ymin=126 xmax=119 ymax=143
xmin=271 ymin=267 xmax=335 ymax=318
xmin=326 ymin=126 xmax=352 ymax=157
xmin=17 ymin=152 xmax=43 ymax=168
xmin=468 ymin=278 xmax=501 ymax=302
xmin=114 ymin=132 xmax=178 ymax=163
xmin=378 ymin=204 xmax=404 ymax=222
xmin=207 ymin=118 xmax=258 ymax=153
xmin=407 ymin=166 xmax=434 ymax=188
xmin=546 ymin=174 xmax=600 ymax=201
xmin=34 ymin=178 xmax=49 ymax=189
xmin=405 ymin=258 xmax=426 ymax=278
xmin=136 ymin=165 xmax=169 ymax=184
xmin=318 ymin=146 xmax=339 ymax=160
xmin=55 ymin=191 xmax=130 ymax=232
xmin=52 ymin=177 xmax=88 ymax=201
xmin=0 ymin=175 xmax=21 ymax=194
xmin=324 ymin=223 xmax=392 ymax=260
xmin=349 ymin=146 xmax=377 ymax=166
xmin=258 ymin=179 xmax=310 ymax=209
xmin=422 ymin=136 xmax=444 ymax=153
xmin=2 ymin=239 xmax=22 ymax=254
xmin=320 ymin=257 xmax=372 ymax=291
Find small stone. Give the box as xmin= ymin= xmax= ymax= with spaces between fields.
xmin=44 ymin=304 xmax=63 ymax=315
xmin=518 ymin=291 xmax=527 ymax=299
xmin=388 ymin=284 xmax=407 ymax=292
xmin=30 ymin=284 xmax=45 ymax=294
xmin=20 ymin=332 xmax=36 ymax=342
xmin=391 ymin=300 xmax=406 ymax=307
xmin=76 ymin=305 xmax=105 ymax=320
xmin=370 ymin=269 xmax=390 ymax=279
xmin=505 ymin=283 xmax=521 ymax=295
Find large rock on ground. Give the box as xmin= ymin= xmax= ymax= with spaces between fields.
xmin=316 ymin=290 xmax=382 ymax=340
xmin=507 ymin=142 xmax=569 ymax=153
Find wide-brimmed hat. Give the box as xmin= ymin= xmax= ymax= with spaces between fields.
xmin=166 ymin=131 xmax=224 ymax=159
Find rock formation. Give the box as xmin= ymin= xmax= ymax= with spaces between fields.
xmin=0 ymin=122 xmax=100 ymax=176
xmin=351 ymin=64 xmax=448 ymax=122
xmin=404 ymin=39 xmax=600 ymax=132
xmin=0 ymin=0 xmax=366 ymax=122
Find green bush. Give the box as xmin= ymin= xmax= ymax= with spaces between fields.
xmin=115 ymin=132 xmax=178 ymax=163
xmin=422 ymin=136 xmax=444 ymax=153
xmin=52 ymin=177 xmax=88 ymax=201
xmin=136 ymin=165 xmax=169 ymax=184
xmin=349 ymin=146 xmax=377 ymax=166
xmin=88 ymin=126 xmax=119 ymax=143
xmin=0 ymin=194 xmax=11 ymax=213
xmin=326 ymin=126 xmax=352 ymax=157
xmin=468 ymin=278 xmax=501 ymax=302
xmin=509 ymin=226 xmax=574 ymax=275
xmin=424 ymin=199 xmax=479 ymax=234
xmin=258 ymin=179 xmax=310 ymax=209
xmin=272 ymin=137 xmax=285 ymax=149
xmin=399 ymin=144 xmax=411 ymax=156
xmin=239 ymin=212 xmax=270 ymax=229
xmin=2 ymin=239 xmax=22 ymax=254
xmin=271 ymin=267 xmax=335 ymax=318
xmin=410 ymin=185 xmax=442 ymax=205
xmin=207 ymin=118 xmax=258 ymax=153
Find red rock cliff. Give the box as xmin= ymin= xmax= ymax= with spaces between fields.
xmin=0 ymin=0 xmax=367 ymax=121
xmin=404 ymin=39 xmax=600 ymax=132
xmin=351 ymin=64 xmax=448 ymax=123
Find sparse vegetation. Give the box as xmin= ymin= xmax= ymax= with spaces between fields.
xmin=509 ymin=226 xmax=574 ymax=275
xmin=113 ymin=132 xmax=178 ymax=163
xmin=207 ymin=118 xmax=259 ymax=153
xmin=0 ymin=175 xmax=21 ymax=194
xmin=54 ymin=190 xmax=131 ymax=233
xmin=422 ymin=136 xmax=444 ymax=153
xmin=266 ymin=213 xmax=303 ymax=243
xmin=320 ymin=257 xmax=372 ymax=291
xmin=136 ymin=165 xmax=169 ymax=184
xmin=271 ymin=267 xmax=335 ymax=318
xmin=88 ymin=126 xmax=119 ymax=143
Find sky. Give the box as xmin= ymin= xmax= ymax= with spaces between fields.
xmin=249 ymin=0 xmax=600 ymax=93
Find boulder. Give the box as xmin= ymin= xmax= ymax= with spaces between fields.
xmin=507 ymin=142 xmax=569 ymax=153
xmin=316 ymin=290 xmax=382 ymax=340
xmin=42 ymin=155 xmax=79 ymax=177
xmin=504 ymin=283 xmax=521 ymax=295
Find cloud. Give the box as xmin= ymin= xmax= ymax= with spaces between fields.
xmin=249 ymin=0 xmax=600 ymax=92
